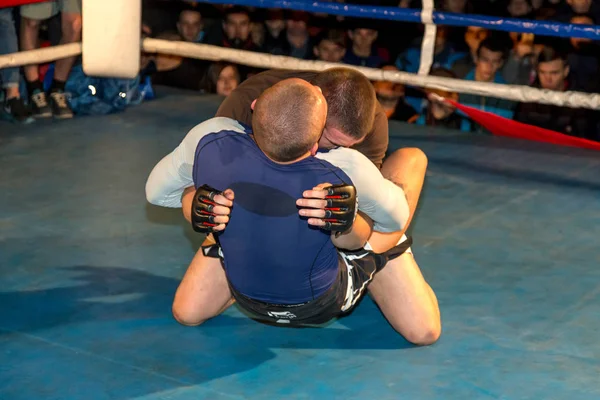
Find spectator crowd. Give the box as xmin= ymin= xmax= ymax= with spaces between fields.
xmin=1 ymin=0 xmax=599 ymax=141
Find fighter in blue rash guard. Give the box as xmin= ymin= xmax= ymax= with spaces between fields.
xmin=163 ymin=79 xmax=403 ymax=325
xmin=192 ymin=128 xmax=353 ymax=304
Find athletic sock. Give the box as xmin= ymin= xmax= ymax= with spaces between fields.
xmin=26 ymin=79 xmax=43 ymax=96
xmin=50 ymin=79 xmax=66 ymax=93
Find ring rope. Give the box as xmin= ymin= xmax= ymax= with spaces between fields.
xmin=141 ymin=39 xmax=600 ymax=109
xmin=1 ymin=39 xmax=599 ymax=110
xmin=0 ymin=42 xmax=81 ymax=70
xmin=417 ymin=0 xmax=436 ymax=76
xmin=192 ymin=0 xmax=600 ymax=40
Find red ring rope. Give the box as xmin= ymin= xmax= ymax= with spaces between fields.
xmin=0 ymin=0 xmax=50 ymax=7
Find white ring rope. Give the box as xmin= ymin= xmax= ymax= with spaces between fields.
xmin=143 ymin=39 xmax=600 ymax=110
xmin=1 ymin=39 xmax=599 ymax=110
xmin=417 ymin=0 xmax=436 ymax=76
xmin=0 ymin=42 xmax=81 ymax=70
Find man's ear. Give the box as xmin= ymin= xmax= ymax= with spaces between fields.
xmin=251 ymin=99 xmax=257 ymax=110
xmin=310 ymin=142 xmax=319 ymax=156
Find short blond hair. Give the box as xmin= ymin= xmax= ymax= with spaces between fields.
xmin=252 ymin=79 xmax=326 ymax=162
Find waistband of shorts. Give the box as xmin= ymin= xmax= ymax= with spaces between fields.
xmin=228 ymin=255 xmax=346 ymax=309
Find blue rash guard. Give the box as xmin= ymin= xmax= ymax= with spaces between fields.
xmin=192 ymin=129 xmax=353 ymax=305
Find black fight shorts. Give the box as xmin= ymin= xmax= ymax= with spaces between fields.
xmin=202 ymin=236 xmax=413 ymax=326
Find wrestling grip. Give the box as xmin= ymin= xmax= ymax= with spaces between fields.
xmin=191 ymin=184 xmax=223 ymax=233
xmin=322 ymin=184 xmax=357 ymax=233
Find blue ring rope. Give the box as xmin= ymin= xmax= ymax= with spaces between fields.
xmin=189 ymin=0 xmax=600 ymax=40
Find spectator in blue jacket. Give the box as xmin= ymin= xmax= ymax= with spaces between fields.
xmin=395 ymin=26 xmax=466 ymax=75
xmin=458 ymin=37 xmax=517 ymax=133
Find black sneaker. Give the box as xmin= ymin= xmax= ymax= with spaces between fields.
xmin=30 ymin=89 xmax=53 ymax=118
xmin=3 ymin=97 xmax=35 ymax=124
xmin=49 ymin=90 xmax=73 ymax=119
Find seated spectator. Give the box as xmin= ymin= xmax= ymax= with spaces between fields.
xmin=201 ymin=62 xmax=241 ymax=97
xmin=262 ymin=9 xmax=286 ymax=52
xmin=309 ymin=1 xmax=345 ymax=35
xmin=502 ymin=32 xmax=542 ymax=85
xmin=458 ymin=37 xmax=517 ymax=133
xmin=507 ymin=0 xmax=535 ymax=19
xmin=514 ymin=45 xmax=599 ymax=141
xmin=342 ymin=19 xmax=389 ymax=68
xmin=204 ymin=6 xmax=258 ymax=51
xmin=451 ymin=25 xmax=489 ymax=78
xmin=395 ymin=26 xmax=466 ymax=74
xmin=142 ymin=0 xmax=184 ymax=39
xmin=262 ymin=10 xmax=315 ymax=59
xmin=373 ymin=65 xmax=418 ymax=122
xmin=554 ymin=0 xmax=600 ymax=23
xmin=143 ymin=32 xmax=209 ymax=91
xmin=312 ymin=29 xmax=347 ymax=62
xmin=566 ymin=14 xmax=600 ymax=93
xmin=176 ymin=7 xmax=204 ymax=43
xmin=20 ymin=0 xmax=82 ymax=119
xmin=283 ymin=11 xmax=315 ymax=59
xmin=438 ymin=0 xmax=479 ymax=52
xmin=535 ymin=0 xmax=562 ymax=18
xmin=204 ymin=7 xmax=262 ymax=79
xmin=250 ymin=19 xmax=266 ymax=49
xmin=441 ymin=0 xmax=473 ymax=14
xmin=530 ymin=0 xmax=545 ymax=13
xmin=1 ymin=7 xmax=33 ymax=123
xmin=416 ymin=68 xmax=462 ymax=129
xmin=396 ymin=25 xmax=465 ymax=113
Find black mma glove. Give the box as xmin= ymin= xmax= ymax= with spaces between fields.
xmin=191 ymin=184 xmax=228 ymax=233
xmin=321 ymin=184 xmax=357 ymax=234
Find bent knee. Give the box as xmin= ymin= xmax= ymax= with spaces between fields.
xmin=381 ymin=147 xmax=428 ymax=181
xmin=172 ymin=304 xmax=206 ymax=327
xmin=401 ymin=323 xmax=441 ymax=346
xmin=61 ymin=16 xmax=82 ymax=42
xmin=22 ymin=17 xmax=41 ymax=29
xmin=389 ymin=147 xmax=428 ymax=168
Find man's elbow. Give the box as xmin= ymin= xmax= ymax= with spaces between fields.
xmin=145 ymin=181 xmax=162 ymax=206
xmin=144 ymin=180 xmax=178 ymax=207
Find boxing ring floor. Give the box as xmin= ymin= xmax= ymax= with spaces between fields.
xmin=1 ymin=88 xmax=599 ymax=400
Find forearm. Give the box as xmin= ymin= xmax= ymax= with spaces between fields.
xmin=331 ymin=212 xmax=373 ymax=250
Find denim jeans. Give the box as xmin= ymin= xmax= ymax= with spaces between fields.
xmin=0 ymin=8 xmax=19 ymax=89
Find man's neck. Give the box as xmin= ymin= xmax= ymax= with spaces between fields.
xmin=287 ymin=31 xmax=308 ymax=49
xmin=434 ymin=44 xmax=446 ymax=56
xmin=474 ymin=70 xmax=494 ymax=83
xmin=352 ymin=44 xmax=371 ymax=58
xmin=253 ymin=135 xmax=312 ymax=165
xmin=271 ymin=151 xmax=312 ymax=165
xmin=267 ymin=25 xmax=284 ymax=38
